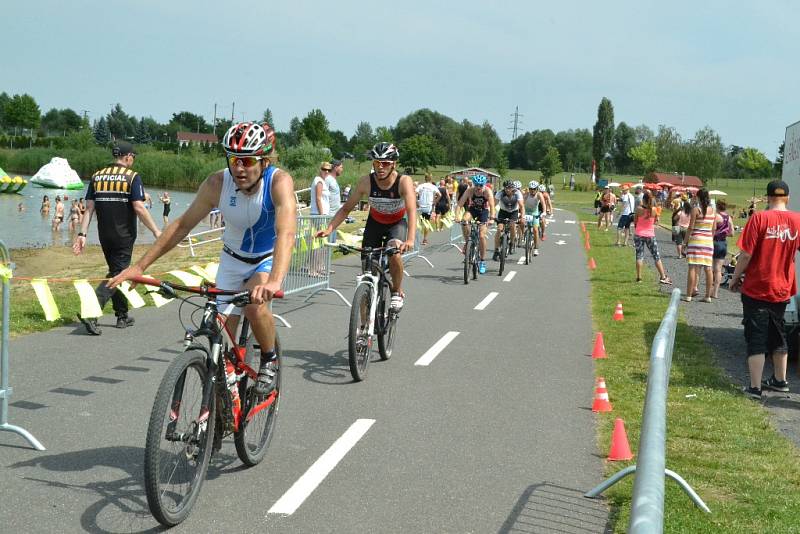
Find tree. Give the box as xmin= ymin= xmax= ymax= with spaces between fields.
xmin=736 ymin=147 xmax=772 ymax=178
xmin=553 ymin=128 xmax=592 ymax=172
xmin=539 ymin=146 xmax=563 ymax=181
xmin=262 ymin=108 xmax=274 ymax=128
xmin=93 ymin=117 xmax=111 ymax=144
xmin=4 ymin=93 xmax=41 ymax=131
xmin=42 ymin=108 xmax=83 ymax=135
xmin=628 ymin=140 xmax=658 ymax=173
xmin=775 ymin=141 xmax=785 ymax=176
xmin=135 ymin=117 xmax=151 ymax=144
xmin=633 ymin=124 xmax=655 ymax=144
xmin=399 ymin=134 xmax=444 ymax=173
xmin=299 ymin=109 xmax=332 ymax=148
xmin=106 ymin=103 xmax=137 ymax=140
xmin=592 ymin=97 xmax=615 ymax=175
xmin=168 ymin=111 xmax=210 ymax=138
xmin=685 ymin=126 xmax=723 ymax=182
xmin=612 ymin=122 xmax=636 ymax=174
xmin=0 ymin=92 xmax=10 ymax=128
xmin=375 ymin=126 xmax=394 ymax=144
xmin=350 ymin=121 xmax=376 ymax=161
xmin=524 ymin=129 xmax=555 ymax=169
xmin=328 ymin=130 xmax=350 ymax=159
xmin=495 ymin=151 xmax=509 ymax=177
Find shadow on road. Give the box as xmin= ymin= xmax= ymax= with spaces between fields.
xmin=283 ymin=348 xmax=388 ymax=386
xmin=9 ymin=444 xmax=244 ymax=533
xmin=498 ymin=482 xmax=611 ymax=534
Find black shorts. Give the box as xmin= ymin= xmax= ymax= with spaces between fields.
xmin=713 ymin=240 xmax=727 ymax=260
xmin=467 ymin=208 xmax=489 ymax=224
xmin=600 ymin=205 xmax=611 ymax=214
xmin=594 ymin=200 xmax=601 ymax=208
xmin=434 ymin=204 xmax=449 ymax=215
xmin=497 ymin=209 xmax=519 ymax=223
xmin=420 ymin=210 xmax=432 ymax=220
xmin=741 ymin=293 xmax=789 ymax=356
xmin=617 ymin=214 xmax=633 ymax=229
xmin=363 ymin=216 xmax=408 ymax=249
xmin=163 ymin=204 xmax=171 ymax=216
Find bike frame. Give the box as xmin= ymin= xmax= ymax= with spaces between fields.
xmin=355 ymin=248 xmax=393 ymax=339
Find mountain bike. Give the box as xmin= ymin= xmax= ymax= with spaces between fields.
xmin=461 ymin=220 xmax=481 ymax=284
xmin=130 ymin=275 xmax=283 ymax=527
xmin=495 ymin=217 xmax=514 ymax=277
xmin=523 ymin=216 xmax=535 ymax=265
xmin=337 ymin=244 xmax=400 ymax=381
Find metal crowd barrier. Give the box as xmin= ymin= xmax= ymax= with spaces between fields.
xmin=401 ymin=217 xmax=434 ymax=272
xmin=178 ymin=227 xmax=224 ymax=257
xmin=585 ymin=288 xmax=710 ymax=531
xmin=273 ymin=215 xmax=349 ymax=328
xmin=0 ymin=240 xmax=45 ymax=450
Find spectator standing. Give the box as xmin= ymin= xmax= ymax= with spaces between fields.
xmin=159 ymin=192 xmax=171 ymax=226
xmin=40 ymin=195 xmax=50 ymax=215
xmin=731 ymin=180 xmax=800 ymax=399
xmin=711 ymin=199 xmax=734 ymax=298
xmin=416 ymin=174 xmax=439 ymax=245
xmin=72 ymin=142 xmax=161 ymax=334
xmin=682 ymin=188 xmax=715 ymax=302
xmin=569 ymin=173 xmax=576 ymax=191
xmin=633 ymin=189 xmax=671 ymax=284
xmin=673 ymin=201 xmax=692 ymax=258
xmin=456 ymin=176 xmax=470 ymax=218
xmin=615 ymin=185 xmax=635 ymax=246
xmin=434 ymin=179 xmax=450 ymax=230
xmin=311 ymin=162 xmax=332 ymax=215
xmin=597 ymin=186 xmax=616 ymax=230
xmin=327 ymin=159 xmax=343 ymax=215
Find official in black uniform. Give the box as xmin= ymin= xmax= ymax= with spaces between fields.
xmin=72 ymin=142 xmax=161 ymax=335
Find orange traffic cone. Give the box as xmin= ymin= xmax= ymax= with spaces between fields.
xmin=585 ymin=239 xmax=591 ymax=250
xmin=588 ymin=257 xmax=597 ymax=270
xmin=581 ymin=222 xmax=587 ymax=233
xmin=592 ymin=332 xmax=607 ymax=359
xmin=592 ymin=378 xmax=613 ymax=412
xmin=612 ymin=302 xmax=624 ymax=321
xmin=608 ymin=418 xmax=633 ymax=461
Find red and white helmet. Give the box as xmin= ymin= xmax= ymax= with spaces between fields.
xmin=222 ymin=122 xmax=272 ymax=156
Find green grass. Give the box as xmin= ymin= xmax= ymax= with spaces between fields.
xmin=562 ymin=201 xmax=800 ymax=532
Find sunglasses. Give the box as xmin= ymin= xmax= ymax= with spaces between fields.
xmin=372 ymin=160 xmax=394 ymax=168
xmin=228 ymin=156 xmax=263 ymax=168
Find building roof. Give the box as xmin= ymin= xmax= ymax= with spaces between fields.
xmin=644 ymin=172 xmax=703 ymax=187
xmin=176 ymin=132 xmax=219 ymax=143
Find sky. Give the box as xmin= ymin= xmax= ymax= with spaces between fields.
xmin=5 ymin=0 xmax=799 ymax=159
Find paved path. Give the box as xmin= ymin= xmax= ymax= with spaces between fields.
xmin=1 ymin=212 xmax=610 ymax=533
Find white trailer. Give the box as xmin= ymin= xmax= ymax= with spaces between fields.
xmin=782 ymin=120 xmax=800 ymax=348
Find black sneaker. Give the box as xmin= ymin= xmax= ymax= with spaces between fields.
xmin=492 ymin=250 xmax=500 ymax=261
xmin=116 ymin=316 xmax=135 ymax=329
xmin=762 ymin=376 xmax=790 ymax=392
xmin=78 ymin=314 xmax=101 ymax=336
xmin=742 ymin=386 xmax=762 ymax=400
xmin=255 ymin=359 xmax=278 ymax=395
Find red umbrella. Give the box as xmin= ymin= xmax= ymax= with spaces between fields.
xmin=657 ymin=182 xmax=674 ymax=188
xmin=686 ymin=186 xmax=699 ymax=193
xmin=644 ymin=183 xmax=660 ymax=190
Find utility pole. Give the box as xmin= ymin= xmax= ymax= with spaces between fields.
xmin=212 ymin=103 xmax=217 ymax=136
xmin=231 ymin=102 xmax=235 ymax=122
xmin=508 ymin=106 xmax=523 ymax=140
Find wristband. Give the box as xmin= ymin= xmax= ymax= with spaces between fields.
xmin=78 ymin=232 xmax=87 ymax=237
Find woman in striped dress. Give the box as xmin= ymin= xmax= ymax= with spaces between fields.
xmin=682 ymin=188 xmax=716 ymax=302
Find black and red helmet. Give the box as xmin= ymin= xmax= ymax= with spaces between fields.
xmin=369 ymin=142 xmax=399 ymax=161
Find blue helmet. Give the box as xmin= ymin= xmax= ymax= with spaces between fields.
xmin=472 ymin=174 xmax=487 ymax=186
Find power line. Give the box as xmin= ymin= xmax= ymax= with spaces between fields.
xmin=508 ymin=106 xmax=523 ymax=140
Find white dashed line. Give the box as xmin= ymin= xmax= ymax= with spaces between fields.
xmin=503 ymin=271 xmax=516 ymax=282
xmin=474 ymin=292 xmax=499 ymax=310
xmin=268 ymin=419 xmax=375 ymax=515
xmin=415 ymin=331 xmax=460 ymax=366
xmin=517 ymin=256 xmax=526 ymax=264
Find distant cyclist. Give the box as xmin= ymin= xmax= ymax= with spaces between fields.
xmin=538 ymin=184 xmax=553 ymax=239
xmin=524 ymin=180 xmax=546 ymax=257
xmin=493 ymin=180 xmax=525 ymax=260
xmin=456 ymin=174 xmax=495 ymax=274
xmin=109 ymin=122 xmax=297 ymax=396
xmin=317 ymin=142 xmax=416 ymax=310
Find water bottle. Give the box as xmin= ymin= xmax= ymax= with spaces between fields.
xmin=225 ymin=359 xmax=241 ymax=413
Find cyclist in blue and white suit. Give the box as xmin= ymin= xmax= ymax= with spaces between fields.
xmin=524 ymin=180 xmax=546 ymax=257
xmin=110 ymin=122 xmax=296 ymax=395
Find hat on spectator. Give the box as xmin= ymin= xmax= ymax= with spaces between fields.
xmin=112 ymin=141 xmax=136 ymax=157
xmin=767 ymin=180 xmax=789 ymax=197
xmin=320 ymin=162 xmax=333 ymax=171
xmin=330 ymin=159 xmax=342 ymax=167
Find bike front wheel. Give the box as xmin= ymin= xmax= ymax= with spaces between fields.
xmin=377 ymin=281 xmax=397 ymax=361
xmin=234 ymin=334 xmax=281 ymax=467
xmin=463 ymin=238 xmax=471 ymax=285
xmin=144 ymin=349 xmax=215 ymax=527
xmin=498 ymin=232 xmax=508 ymax=276
xmin=525 ymin=227 xmax=532 ymax=265
xmin=348 ymin=284 xmax=372 ymax=381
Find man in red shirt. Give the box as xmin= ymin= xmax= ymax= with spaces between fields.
xmin=731 ymin=180 xmax=800 ymax=399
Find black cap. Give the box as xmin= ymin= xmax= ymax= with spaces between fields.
xmin=112 ymin=141 xmax=136 ymax=157
xmin=767 ymin=180 xmax=789 ymax=197
xmin=330 ymin=159 xmax=342 ymax=167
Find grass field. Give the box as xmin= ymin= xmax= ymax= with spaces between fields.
xmin=560 ymin=199 xmax=800 ymax=533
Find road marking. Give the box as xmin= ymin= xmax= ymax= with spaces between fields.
xmin=503 ymin=270 xmax=517 ymax=282
xmin=563 ymin=220 xmax=576 ymax=224
xmin=555 ymin=240 xmax=566 ymax=245
xmin=415 ymin=331 xmax=460 ymax=366
xmin=517 ymin=256 xmax=525 ymax=264
xmin=268 ymin=419 xmax=376 ymax=515
xmin=552 ymin=233 xmax=572 ymax=237
xmin=474 ymin=292 xmax=499 ymax=310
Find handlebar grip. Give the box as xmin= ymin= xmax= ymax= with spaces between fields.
xmin=273 ymin=290 xmax=284 ymax=299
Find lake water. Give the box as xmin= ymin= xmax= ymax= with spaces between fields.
xmin=0 ymin=176 xmax=211 ymax=249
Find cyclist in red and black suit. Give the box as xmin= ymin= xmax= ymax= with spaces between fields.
xmin=317 ymin=142 xmax=416 ymax=310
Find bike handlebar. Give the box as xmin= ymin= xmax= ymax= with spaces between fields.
xmin=129 ymin=275 xmax=284 ymax=306
xmin=335 ymin=244 xmax=401 ymax=256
